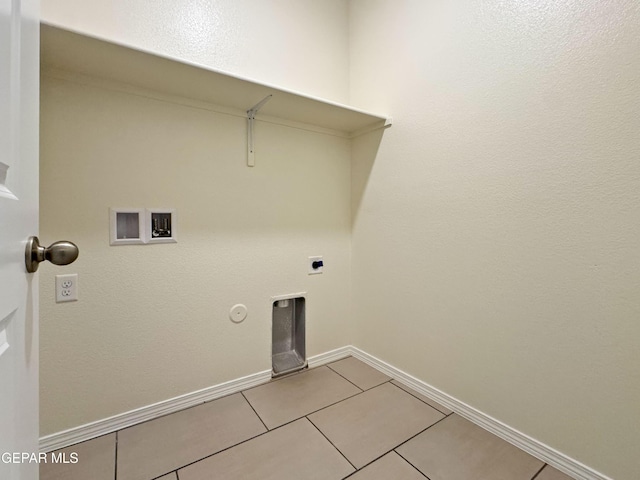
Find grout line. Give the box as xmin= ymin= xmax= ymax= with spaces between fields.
xmin=92 ymin=363 xmax=447 ymax=480
xmin=135 ymin=405 xmax=290 ymax=477
xmin=269 ymin=368 xmax=305 ymax=382
xmin=114 ymin=431 xmax=118 ymax=480
xmin=324 ymin=357 xmax=395 ymax=393
xmin=342 ymin=471 xmax=357 ymax=479
xmin=104 ymin=362 xmax=451 ymax=480
xmin=293 ymin=383 xmax=368 ymax=417
xmin=394 ymin=450 xmax=432 ymax=479
xmin=115 ymin=387 xmax=258 ymax=437
xmin=47 ymin=430 xmax=119 ymax=452
xmin=361 ymin=379 xmax=393 ymax=392
xmin=242 ymin=366 xmax=368 ymax=431
xmin=58 ymin=349 xmax=603 ymax=480
xmin=388 ymin=381 xmax=452 ymax=416
xmin=343 ymin=452 xmax=388 ymax=474
xmin=339 ymin=450 xmax=426 ymax=480
xmin=260 ymin=389 xmax=365 ymax=432
xmin=148 ymin=413 xmax=333 ymax=474
xmin=62 ymin=361 xmax=314 ymax=454
xmin=241 ymin=391 xmax=269 ymax=431
xmin=117 ymin=400 xmax=206 ymax=433
xmin=250 ymin=366 xmax=306 ymax=388
xmin=531 ymin=464 xmax=548 ymax=480
xmin=149 ymin=469 xmax=181 ymax=480
xmin=154 ymin=430 xmax=269 ymax=473
xmin=351 ymin=348 xmax=603 ymax=480
xmin=325 ymin=363 xmax=364 ymax=392
xmin=341 ymin=415 xmax=451 ymax=477
xmin=389 ymin=417 xmax=449 ymax=458
xmin=126 ymin=404 xmax=442 ymax=480
xmin=349 ymin=413 xmax=451 ymax=474
xmin=160 ymin=378 xmax=370 ymax=473
xmin=143 ymin=389 xmax=369 ymax=474
xmin=42 ymin=349 xmax=352 ymax=453
xmin=94 ymin=377 xmax=276 ymax=444
xmin=99 ymin=364 xmax=453 ymax=480
xmin=129 ymin=379 xmax=410 ymax=479
xmin=79 ymin=364 xmax=352 ymax=480
xmin=305 ymin=416 xmax=357 ymax=472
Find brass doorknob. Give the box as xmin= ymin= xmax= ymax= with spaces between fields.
xmin=25 ymin=236 xmax=79 ymax=273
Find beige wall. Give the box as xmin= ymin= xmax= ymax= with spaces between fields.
xmin=39 ymin=1 xmax=640 ymax=477
xmin=40 ymin=0 xmax=353 ymax=436
xmin=39 ymin=75 xmax=353 ymax=435
xmin=349 ymin=1 xmax=640 ymax=479
xmin=41 ymin=0 xmax=350 ymax=104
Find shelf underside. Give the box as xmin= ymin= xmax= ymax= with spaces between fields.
xmin=41 ymin=23 xmax=389 ymax=135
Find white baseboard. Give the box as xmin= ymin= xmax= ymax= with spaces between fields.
xmin=39 ymin=346 xmax=351 ymax=453
xmin=39 ymin=368 xmax=272 ymax=453
xmin=40 ymin=345 xmax=612 ymax=480
xmin=307 ymin=345 xmax=352 ymax=368
xmin=349 ymin=346 xmax=612 ymax=480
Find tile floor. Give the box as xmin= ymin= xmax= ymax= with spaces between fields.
xmin=40 ymin=356 xmax=574 ymax=480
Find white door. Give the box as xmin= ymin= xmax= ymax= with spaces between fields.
xmin=0 ymin=0 xmax=40 ymax=479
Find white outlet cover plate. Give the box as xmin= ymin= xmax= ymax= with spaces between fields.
xmin=56 ymin=274 xmax=78 ymax=303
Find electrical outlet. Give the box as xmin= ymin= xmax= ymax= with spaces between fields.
xmin=308 ymin=256 xmax=324 ymax=275
xmin=56 ymin=274 xmax=78 ymax=303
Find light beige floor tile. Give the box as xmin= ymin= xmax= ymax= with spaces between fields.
xmin=179 ymin=418 xmax=354 ymax=480
xmin=348 ymin=452 xmax=425 ymax=480
xmin=536 ymin=465 xmax=575 ymax=480
xmin=243 ymin=366 xmax=361 ymax=429
xmin=117 ymin=393 xmax=266 ymax=480
xmin=308 ymin=382 xmax=444 ymax=468
xmin=397 ymin=414 xmax=543 ymax=480
xmin=328 ymin=357 xmax=391 ymax=390
xmin=156 ymin=474 xmax=177 ymax=480
xmin=391 ymin=380 xmax=453 ymax=415
xmin=40 ymin=433 xmax=115 ymax=480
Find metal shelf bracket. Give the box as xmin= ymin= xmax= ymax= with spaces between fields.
xmin=247 ymin=95 xmax=272 ymax=167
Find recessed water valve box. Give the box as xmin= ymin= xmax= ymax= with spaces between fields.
xmin=146 ymin=209 xmax=177 ymax=243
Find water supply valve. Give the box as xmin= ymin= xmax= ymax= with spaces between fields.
xmin=308 ymin=256 xmax=324 ymax=275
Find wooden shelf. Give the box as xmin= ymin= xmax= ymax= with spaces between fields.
xmin=40 ymin=23 xmax=390 ymax=136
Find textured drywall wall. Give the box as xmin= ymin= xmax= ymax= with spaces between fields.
xmin=39 ymin=75 xmax=353 ymax=435
xmin=349 ymin=1 xmax=640 ymax=479
xmin=40 ymin=0 xmax=350 ymax=103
